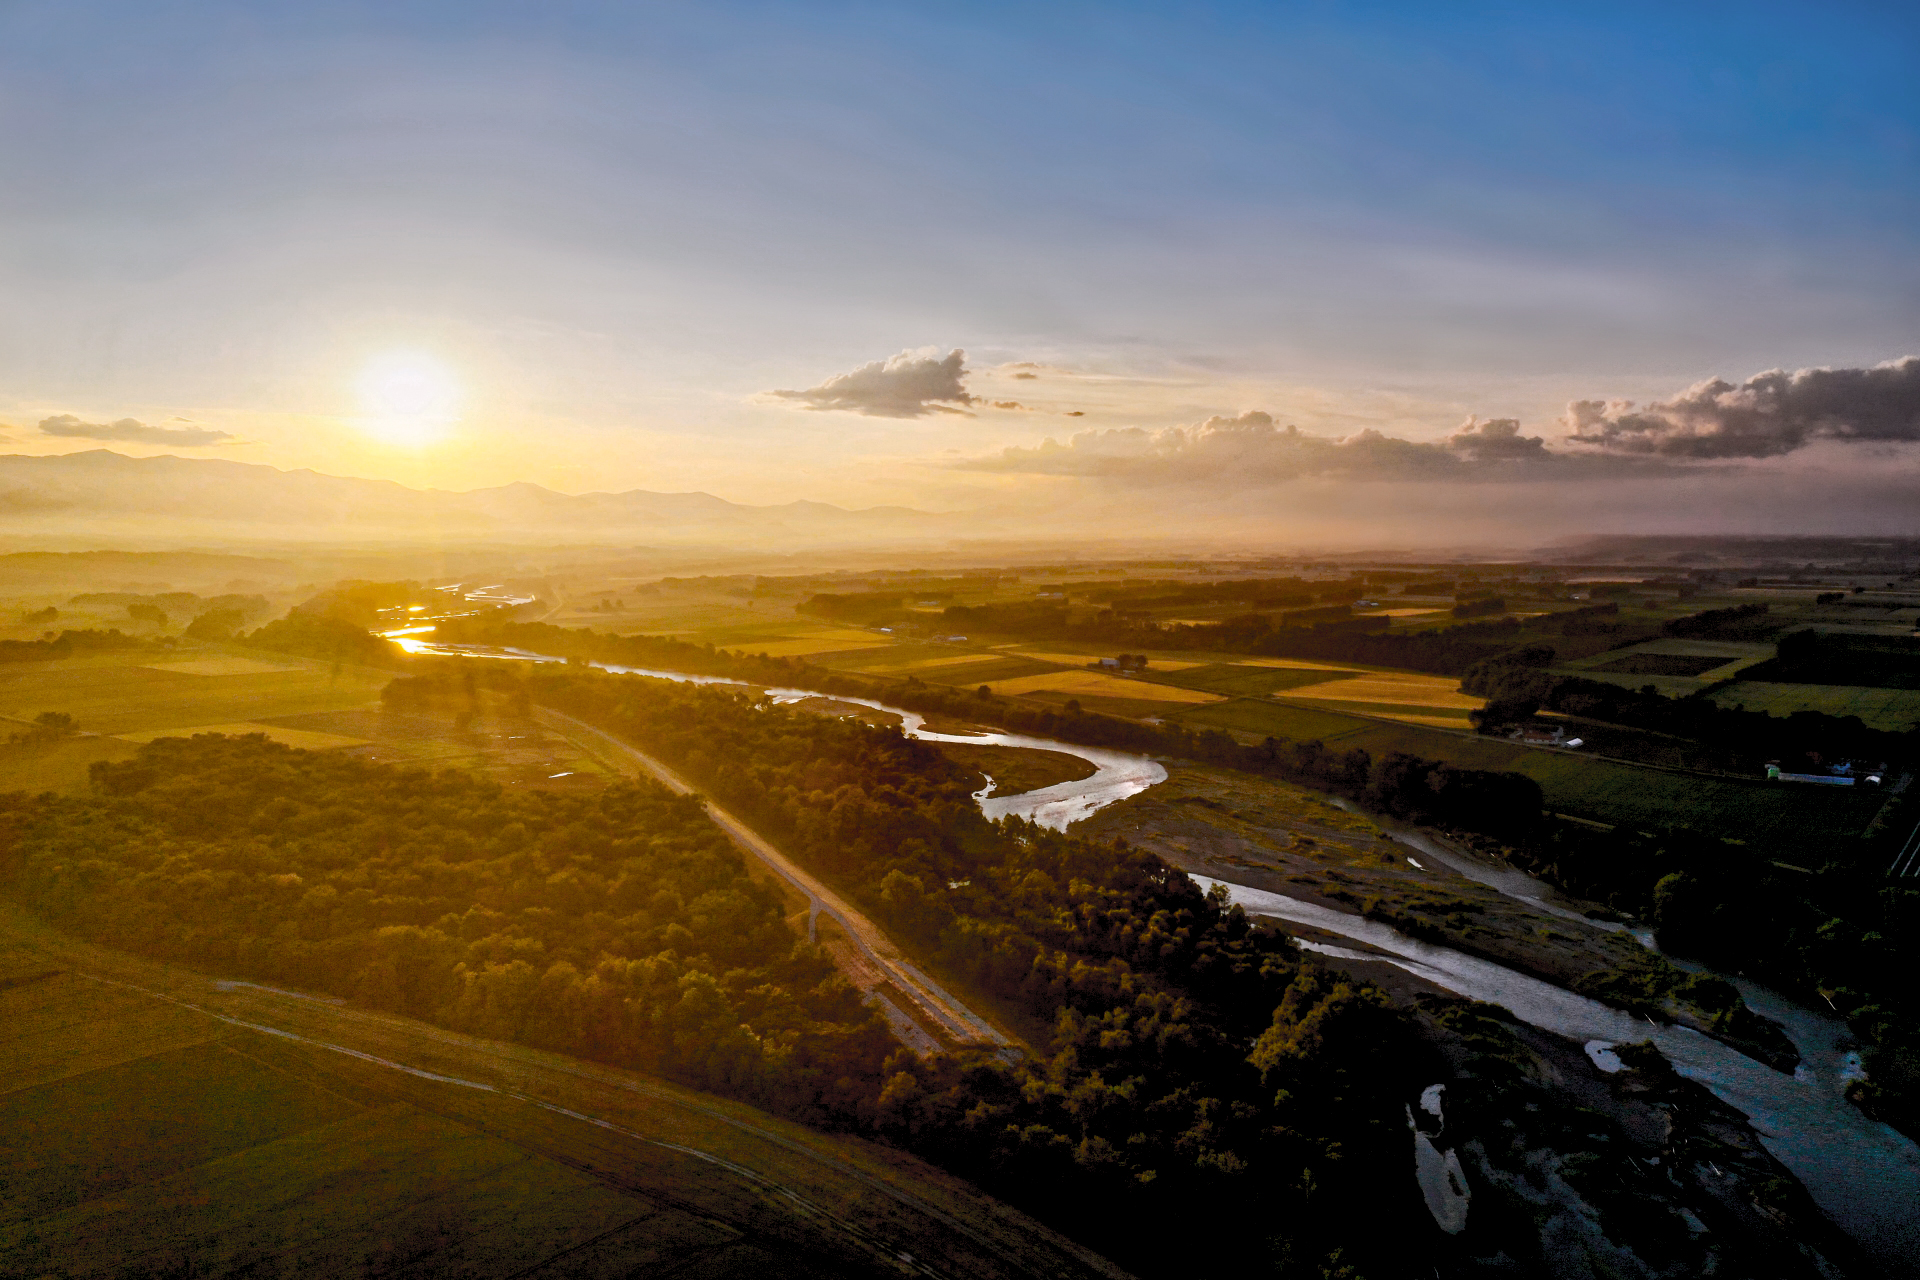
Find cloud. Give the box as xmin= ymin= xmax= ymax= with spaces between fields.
xmin=765 ymin=347 xmax=975 ymax=418
xmin=956 ymin=410 xmax=1567 ymax=485
xmin=1444 ymin=416 xmax=1550 ymax=461
xmin=40 ymin=414 xmax=234 ymax=446
xmin=1012 ymin=372 xmax=1038 ymax=380
xmin=1565 ymin=356 xmax=1920 ymax=459
xmin=989 ymin=400 xmax=1027 ymax=410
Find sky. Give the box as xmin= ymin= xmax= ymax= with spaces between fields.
xmin=1 ymin=1 xmax=1916 ymax=542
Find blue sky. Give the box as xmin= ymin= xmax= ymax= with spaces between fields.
xmin=0 ymin=0 xmax=1914 ymax=534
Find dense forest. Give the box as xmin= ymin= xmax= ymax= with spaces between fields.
xmin=1 ymin=735 xmax=887 ymax=1110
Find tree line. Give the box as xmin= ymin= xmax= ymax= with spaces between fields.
xmin=0 ymin=628 xmax=151 ymax=663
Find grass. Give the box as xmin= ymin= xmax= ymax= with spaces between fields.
xmin=116 ymin=721 xmax=372 ymax=749
xmin=0 ymin=909 xmax=1120 ymax=1280
xmin=937 ymin=742 xmax=1097 ymax=795
xmin=1229 ymin=656 xmax=1370 ymax=671
xmin=0 ymin=1039 xmax=363 ymax=1226
xmin=1003 ymin=648 xmax=1210 ymax=671
xmin=0 ymin=647 xmax=394 ymax=791
xmin=1588 ymin=653 xmax=1731 ymax=678
xmin=986 ymin=668 xmax=1224 ymax=703
xmin=1147 ymin=663 xmax=1359 ymax=697
xmin=140 ymin=657 xmax=305 ymax=677
xmin=1709 ymin=680 xmax=1920 ymax=732
xmin=739 ymin=636 xmax=892 ymax=657
xmin=1279 ymin=670 xmax=1483 ymax=712
xmin=817 ymin=642 xmax=953 ymax=670
xmin=0 ymin=737 xmax=139 ymax=796
xmin=915 ymin=655 xmax=1056 ymax=686
xmin=1290 ymin=702 xmax=1475 ymax=729
xmin=1552 ymin=669 xmax=1717 ymax=698
xmin=1171 ymin=697 xmax=1882 ymax=852
xmin=0 ymin=649 xmax=391 ymax=738
xmin=860 ymin=652 xmax=1007 ymax=674
xmin=1560 ymin=638 xmax=1775 ymax=686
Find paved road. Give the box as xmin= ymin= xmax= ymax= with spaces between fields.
xmin=538 ymin=708 xmax=1011 ymax=1054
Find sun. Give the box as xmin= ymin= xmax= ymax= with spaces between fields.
xmin=356 ymin=354 xmax=459 ymax=447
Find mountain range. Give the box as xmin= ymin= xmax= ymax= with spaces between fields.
xmin=0 ymin=451 xmax=946 ymax=546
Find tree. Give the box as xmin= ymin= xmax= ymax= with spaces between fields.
xmin=186 ymin=608 xmax=247 ymax=641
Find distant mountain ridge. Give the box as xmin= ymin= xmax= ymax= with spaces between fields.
xmin=0 ymin=451 xmax=942 ymax=544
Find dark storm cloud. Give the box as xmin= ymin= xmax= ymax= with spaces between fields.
xmin=39 ymin=414 xmax=233 ymax=446
xmin=766 ymin=348 xmax=975 ymax=418
xmin=956 ymin=410 xmax=1559 ymax=484
xmin=1564 ymin=356 xmax=1920 ymax=458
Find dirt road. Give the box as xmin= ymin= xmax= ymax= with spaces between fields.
xmin=538 ymin=708 xmax=1012 ymax=1054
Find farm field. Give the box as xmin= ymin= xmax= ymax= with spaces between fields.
xmin=1170 ymin=697 xmax=1883 ymax=852
xmin=1147 ymin=663 xmax=1360 ymax=697
xmin=0 ymin=913 xmax=1112 ymax=1280
xmin=116 ymin=721 xmax=371 ymax=749
xmin=0 ymin=648 xmax=623 ymax=795
xmin=142 ymin=656 xmax=306 ymax=677
xmin=1560 ymin=638 xmax=1774 ymax=685
xmin=985 ymin=668 xmax=1225 ymax=704
xmin=736 ymin=634 xmax=892 ymax=658
xmin=1155 ymin=665 xmax=1486 ymax=730
xmin=1279 ymin=670 xmax=1483 ymax=712
xmin=1551 ymin=669 xmax=1718 ymax=698
xmin=0 ymin=648 xmax=391 ymax=738
xmin=1001 ymin=648 xmax=1210 ymax=671
xmin=915 ymin=655 xmax=1057 ymax=686
xmin=1708 ymin=680 xmax=1920 ymax=732
xmin=860 ymin=651 xmax=1006 ymax=674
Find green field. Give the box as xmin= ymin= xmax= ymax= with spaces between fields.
xmin=1171 ymin=697 xmax=1883 ymax=852
xmin=1145 ymin=662 xmax=1360 ymax=697
xmin=917 ymin=655 xmax=1057 ymax=686
xmin=0 ymin=648 xmax=396 ymax=793
xmin=1709 ymin=680 xmax=1920 ymax=732
xmin=0 ymin=916 xmax=1117 ymax=1280
xmin=0 ymin=648 xmax=636 ymax=797
xmin=0 ymin=648 xmax=391 ymax=738
xmin=0 ymin=1013 xmax=832 ymax=1278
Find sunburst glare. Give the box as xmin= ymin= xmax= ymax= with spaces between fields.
xmin=356 ymin=354 xmax=459 ymax=447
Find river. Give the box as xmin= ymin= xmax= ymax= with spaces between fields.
xmin=394 ymin=636 xmax=1920 ymax=1270
xmin=388 ymin=638 xmax=1166 ymax=827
